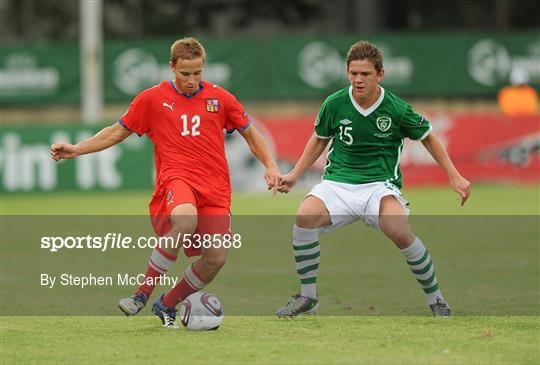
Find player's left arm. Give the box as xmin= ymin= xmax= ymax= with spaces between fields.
xmin=239 ymin=125 xmax=281 ymax=193
xmin=421 ymin=133 xmax=471 ymax=206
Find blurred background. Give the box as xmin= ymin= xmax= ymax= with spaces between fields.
xmin=1 ymin=0 xmax=539 ymax=195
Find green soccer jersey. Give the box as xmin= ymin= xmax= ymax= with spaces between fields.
xmin=314 ymin=86 xmax=432 ymax=188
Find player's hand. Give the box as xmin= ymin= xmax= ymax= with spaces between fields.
xmin=277 ymin=172 xmax=298 ymax=193
xmin=264 ymin=166 xmax=281 ymax=195
xmin=50 ymin=143 xmax=79 ymax=161
xmin=449 ymin=174 xmax=471 ymax=206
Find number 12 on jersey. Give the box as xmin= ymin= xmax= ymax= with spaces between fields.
xmin=180 ymin=114 xmax=201 ymax=137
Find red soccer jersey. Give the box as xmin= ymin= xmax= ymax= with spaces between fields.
xmin=119 ymin=80 xmax=250 ymax=208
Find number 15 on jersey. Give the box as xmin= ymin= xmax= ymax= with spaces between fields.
xmin=338 ymin=125 xmax=353 ymax=145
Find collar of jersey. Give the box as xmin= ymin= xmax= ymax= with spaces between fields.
xmin=348 ymin=85 xmax=385 ymax=117
xmin=169 ymin=80 xmax=204 ymax=98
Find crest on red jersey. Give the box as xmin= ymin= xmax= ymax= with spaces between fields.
xmin=166 ymin=190 xmax=174 ymax=205
xmin=206 ymin=98 xmax=220 ymax=113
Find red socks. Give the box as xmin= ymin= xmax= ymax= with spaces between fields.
xmin=162 ymin=264 xmax=207 ymax=307
xmin=137 ymin=247 xmax=177 ymax=297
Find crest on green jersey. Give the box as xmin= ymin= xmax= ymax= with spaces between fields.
xmin=376 ymin=117 xmax=392 ymax=132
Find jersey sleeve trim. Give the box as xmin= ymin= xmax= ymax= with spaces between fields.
xmin=118 ymin=119 xmax=142 ymax=137
xmin=315 ymin=133 xmax=333 ymax=140
xmin=238 ymin=119 xmax=251 ymax=132
xmin=416 ymin=125 xmax=433 ymax=141
xmin=226 ymin=119 xmax=251 ymax=134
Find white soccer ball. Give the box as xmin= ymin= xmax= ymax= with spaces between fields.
xmin=179 ymin=291 xmax=224 ymax=331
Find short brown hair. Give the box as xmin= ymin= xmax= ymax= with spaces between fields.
xmin=347 ymin=41 xmax=383 ymax=73
xmin=170 ymin=37 xmax=206 ymax=64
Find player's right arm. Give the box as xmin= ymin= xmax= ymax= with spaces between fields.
xmin=50 ymin=122 xmax=132 ymax=161
xmin=278 ymin=99 xmax=333 ymax=193
xmin=277 ymin=134 xmax=330 ymax=193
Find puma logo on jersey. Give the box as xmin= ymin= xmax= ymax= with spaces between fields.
xmin=162 ymin=102 xmax=174 ymax=111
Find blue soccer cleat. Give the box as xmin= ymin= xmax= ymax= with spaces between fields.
xmin=152 ymin=294 xmax=178 ymax=328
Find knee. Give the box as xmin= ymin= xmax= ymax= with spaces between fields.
xmin=379 ymin=219 xmax=414 ymax=249
xmin=384 ymin=228 xmax=415 ymax=249
xmin=392 ymin=233 xmax=415 ymax=249
xmin=296 ymin=204 xmax=327 ymax=229
xmin=202 ymin=253 xmax=227 ymax=272
xmin=169 ymin=217 xmax=197 ymax=236
xmin=295 ymin=214 xmax=320 ymax=229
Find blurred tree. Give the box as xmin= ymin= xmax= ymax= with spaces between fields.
xmin=1 ymin=0 xmax=78 ymax=42
xmin=385 ymin=0 xmax=540 ymax=30
xmin=1 ymin=0 xmax=539 ymax=43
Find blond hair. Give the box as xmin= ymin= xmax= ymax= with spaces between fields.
xmin=347 ymin=41 xmax=383 ymax=73
xmin=170 ymin=37 xmax=206 ymax=64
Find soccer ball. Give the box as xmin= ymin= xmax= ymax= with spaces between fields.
xmin=179 ymin=291 xmax=224 ymax=331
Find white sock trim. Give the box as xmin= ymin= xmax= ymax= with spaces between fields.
xmin=293 ymin=224 xmax=319 ymax=245
xmin=296 ymin=257 xmax=320 ymax=271
xmin=299 ymin=270 xmax=318 ymax=280
xmin=293 ymin=246 xmax=320 ymax=256
xmin=301 ymin=284 xmax=317 ymax=299
xmin=400 ymin=237 xmax=425 ymax=260
xmin=184 ymin=265 xmax=206 ymax=290
xmin=149 ymin=249 xmax=175 ymax=274
xmin=426 ymin=290 xmax=444 ymax=305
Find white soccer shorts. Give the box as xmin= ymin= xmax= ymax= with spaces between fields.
xmin=307 ymin=180 xmax=409 ymax=233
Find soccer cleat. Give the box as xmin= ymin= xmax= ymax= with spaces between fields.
xmin=276 ymin=294 xmax=319 ymax=317
xmin=118 ymin=292 xmax=148 ymax=316
xmin=152 ymin=294 xmax=178 ymax=328
xmin=429 ymin=298 xmax=454 ymax=317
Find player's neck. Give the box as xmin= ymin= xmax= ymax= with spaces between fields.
xmin=353 ymin=85 xmax=381 ymax=110
xmin=172 ymin=79 xmax=203 ymax=96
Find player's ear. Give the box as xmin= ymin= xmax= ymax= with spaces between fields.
xmin=378 ymin=68 xmax=385 ymax=81
xmin=169 ymin=60 xmax=175 ymax=72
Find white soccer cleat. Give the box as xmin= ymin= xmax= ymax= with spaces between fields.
xmin=429 ymin=298 xmax=454 ymax=317
xmin=276 ymin=294 xmax=319 ymax=317
xmin=118 ymin=292 xmax=148 ymax=316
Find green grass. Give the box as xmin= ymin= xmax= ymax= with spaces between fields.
xmin=1 ymin=184 xmax=539 ymax=215
xmin=2 ymin=316 xmax=538 ymax=365
xmin=1 ymin=184 xmax=539 ymax=364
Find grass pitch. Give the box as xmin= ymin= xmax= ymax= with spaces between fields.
xmin=2 ymin=316 xmax=538 ymax=365
xmin=1 ymin=184 xmax=539 ymax=215
xmin=1 ymin=184 xmax=539 ymax=364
